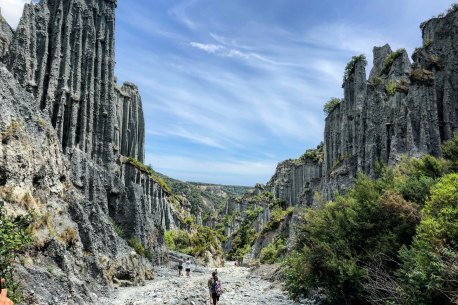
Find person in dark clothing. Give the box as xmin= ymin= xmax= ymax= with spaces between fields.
xmin=210 ymin=275 xmax=220 ymax=305
xmin=207 ymin=270 xmax=217 ymax=304
xmin=177 ymin=257 xmax=184 ymax=277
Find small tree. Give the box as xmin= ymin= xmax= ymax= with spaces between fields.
xmin=323 ymin=98 xmax=341 ymax=115
xmin=0 ymin=200 xmax=32 ymax=303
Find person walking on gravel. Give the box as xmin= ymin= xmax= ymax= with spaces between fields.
xmin=177 ymin=256 xmax=184 ymax=277
xmin=185 ymin=258 xmax=192 ymax=278
xmin=210 ymin=275 xmax=223 ymax=305
xmin=207 ymin=270 xmax=217 ymax=304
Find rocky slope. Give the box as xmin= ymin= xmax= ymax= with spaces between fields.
xmin=221 ymin=7 xmax=458 ymax=264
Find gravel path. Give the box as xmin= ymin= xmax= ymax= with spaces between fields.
xmin=99 ymin=263 xmax=299 ymax=305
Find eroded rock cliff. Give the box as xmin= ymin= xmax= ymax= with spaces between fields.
xmin=269 ymin=8 xmax=458 ymax=205
xmin=222 ymin=7 xmax=458 ymax=265
xmin=0 ymin=0 xmax=176 ymax=303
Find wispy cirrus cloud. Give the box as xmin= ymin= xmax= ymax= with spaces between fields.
xmin=4 ymin=0 xmax=454 ymax=186
xmin=189 ymin=42 xmax=224 ymax=53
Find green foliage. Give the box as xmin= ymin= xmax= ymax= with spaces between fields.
xmin=410 ymin=68 xmax=433 ymax=84
xmin=128 ymin=237 xmax=146 ymax=256
xmin=397 ymin=174 xmax=458 ymax=305
xmin=228 ymin=215 xmax=257 ymax=262
xmin=261 ymin=206 xmax=294 ymax=234
xmin=343 ymin=54 xmax=367 ymax=82
xmin=283 ymin=172 xmax=420 ymax=303
xmin=283 ymin=153 xmax=457 ymax=304
xmin=190 ymin=226 xmax=225 ymax=257
xmin=382 ymin=49 xmax=405 ymax=74
xmin=125 ymin=157 xmax=172 ymax=193
xmin=0 ymin=200 xmax=32 ymax=303
xmin=164 ymin=229 xmax=191 ymax=253
xmin=260 ymin=237 xmax=286 ymax=264
xmin=393 ymin=155 xmax=449 ymax=205
xmin=165 ymin=227 xmax=224 ymax=259
xmin=323 ymin=98 xmax=341 ymax=115
xmin=385 ymin=80 xmax=397 ymax=96
xmin=442 ymin=133 xmax=458 ymax=165
xmin=298 ymin=142 xmax=324 ymax=164
xmin=109 ymin=218 xmax=124 ymax=237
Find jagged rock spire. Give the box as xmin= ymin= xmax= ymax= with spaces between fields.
xmin=7 ymin=0 xmax=117 ymax=163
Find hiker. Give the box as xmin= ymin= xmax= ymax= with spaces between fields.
xmin=210 ymin=275 xmax=223 ymax=305
xmin=0 ymin=278 xmax=14 ymax=305
xmin=185 ymin=258 xmax=191 ymax=277
xmin=207 ymin=270 xmax=217 ymax=304
xmin=177 ymin=256 xmax=184 ymax=277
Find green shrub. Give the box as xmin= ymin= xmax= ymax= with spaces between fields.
xmin=298 ymin=142 xmax=324 ymax=163
xmin=164 ymin=229 xmax=191 ymax=253
xmin=109 ymin=218 xmax=125 ymax=237
xmin=283 ymin=173 xmax=420 ymax=303
xmin=0 ymin=200 xmax=32 ymax=303
xmin=343 ymin=54 xmax=367 ymax=82
xmin=410 ymin=68 xmax=433 ymax=84
xmin=125 ymin=157 xmax=172 ymax=193
xmin=442 ymin=133 xmax=458 ymax=164
xmin=382 ymin=49 xmax=405 ymax=74
xmin=323 ymin=98 xmax=341 ymax=115
xmin=385 ymin=80 xmax=397 ymax=96
xmin=260 ymin=238 xmax=286 ymax=264
xmin=128 ymin=237 xmax=146 ymax=258
xmin=397 ymin=174 xmax=458 ymax=305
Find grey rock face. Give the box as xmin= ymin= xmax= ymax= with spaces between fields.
xmin=0 ymin=11 xmax=13 ymax=60
xmin=1 ymin=0 xmax=177 ymax=302
xmin=0 ymin=63 xmax=153 ymax=304
xmin=267 ymin=158 xmax=322 ymax=206
xmin=260 ymin=9 xmax=458 ymax=255
xmin=268 ymin=9 xmax=458 ymax=206
xmin=114 ymin=82 xmax=145 ymax=162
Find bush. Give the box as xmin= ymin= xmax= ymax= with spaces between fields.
xmin=343 ymin=54 xmax=367 ymax=82
xmin=442 ymin=133 xmax=458 ymax=164
xmin=283 ymin=173 xmax=421 ymax=303
xmin=323 ymin=98 xmax=341 ymax=115
xmin=385 ymin=80 xmax=397 ymax=96
xmin=299 ymin=142 xmax=324 ymax=163
xmin=260 ymin=238 xmax=286 ymax=264
xmin=128 ymin=237 xmax=147 ymax=258
xmin=164 ymin=229 xmax=191 ymax=253
xmin=410 ymin=68 xmax=433 ymax=84
xmin=0 ymin=200 xmax=32 ymax=303
xmin=124 ymin=157 xmax=172 ymax=193
xmin=397 ymin=174 xmax=458 ymax=305
xmin=381 ymin=49 xmax=405 ymax=74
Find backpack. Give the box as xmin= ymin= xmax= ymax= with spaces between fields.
xmin=215 ymin=280 xmax=223 ymax=296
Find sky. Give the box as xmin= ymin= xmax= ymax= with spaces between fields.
xmin=0 ymin=0 xmax=455 ymax=186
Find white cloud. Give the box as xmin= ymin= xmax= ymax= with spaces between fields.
xmin=146 ymin=153 xmax=278 ymax=185
xmin=0 ymin=0 xmax=28 ymax=28
xmin=190 ymin=42 xmax=224 ymax=54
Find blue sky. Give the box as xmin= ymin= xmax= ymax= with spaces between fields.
xmin=1 ymin=0 xmax=455 ymax=186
